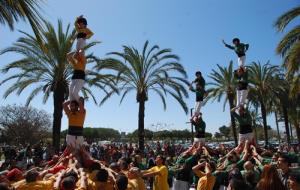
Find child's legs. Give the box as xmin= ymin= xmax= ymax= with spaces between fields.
xmin=194 ymin=101 xmax=202 ymax=115
xmin=72 ymin=79 xmax=85 ymax=102
xmin=76 ymin=38 xmax=86 ymax=52
xmin=238 ymin=56 xmax=246 ymax=67
xmin=240 ymin=89 xmax=248 ymax=105
xmin=69 ymin=80 xmax=76 ymax=101
xmin=236 ymin=90 xmax=242 ymax=107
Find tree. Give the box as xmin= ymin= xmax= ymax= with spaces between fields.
xmin=98 ymin=41 xmax=189 ymax=151
xmin=207 ymin=61 xmax=238 ymax=145
xmin=0 ymin=20 xmax=115 ymax=152
xmin=0 ymin=104 xmax=51 ymax=145
xmin=248 ymin=61 xmax=280 ymax=146
xmin=275 ymin=6 xmax=300 ymax=77
xmin=219 ymin=125 xmax=231 ymax=140
xmin=0 ymin=0 xmax=45 ymax=44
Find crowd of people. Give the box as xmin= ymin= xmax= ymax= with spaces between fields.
xmin=0 ymin=140 xmax=299 ymax=190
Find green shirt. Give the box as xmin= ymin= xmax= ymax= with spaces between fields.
xmin=225 ymin=43 xmax=249 ymax=57
xmin=232 ymin=112 xmax=252 ymax=134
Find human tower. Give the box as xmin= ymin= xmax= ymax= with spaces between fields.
xmin=190 ymin=38 xmax=254 ymax=147
xmin=63 ymin=16 xmax=255 ymax=152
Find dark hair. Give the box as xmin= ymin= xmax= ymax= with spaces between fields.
xmin=229 ymin=168 xmax=243 ymax=181
xmin=232 ymin=38 xmax=240 ymax=43
xmin=61 ymin=176 xmax=76 ymax=189
xmin=157 ymin=155 xmax=166 ymax=165
xmin=96 ymin=169 xmax=108 ymax=182
xmin=289 ymin=171 xmax=300 ymax=184
xmin=195 ymin=71 xmax=202 ymax=76
xmin=279 ymin=154 xmax=290 ymax=166
xmin=89 ymin=162 xmax=101 ymax=171
xmin=116 ymin=174 xmax=128 ymax=190
xmin=25 ymin=170 xmax=39 ymax=183
xmin=63 ymin=170 xmax=78 ymax=182
xmin=0 ymin=183 xmax=9 ymax=190
xmin=119 ymin=160 xmax=129 ymax=170
xmin=228 ymin=179 xmax=249 ymax=190
xmin=77 ymin=17 xmax=87 ymax=26
xmin=244 ymin=171 xmax=256 ymax=188
xmin=70 ymin=100 xmax=79 ymax=107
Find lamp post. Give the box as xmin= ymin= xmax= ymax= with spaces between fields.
xmin=191 ymin=108 xmax=194 ymax=143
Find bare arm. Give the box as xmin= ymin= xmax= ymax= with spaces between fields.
xmin=63 ymin=101 xmax=71 ymax=114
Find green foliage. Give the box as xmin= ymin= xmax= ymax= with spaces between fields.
xmin=61 ymin=127 xmax=121 ymax=140
xmin=218 ymin=125 xmax=231 ymax=139
xmin=0 ymin=0 xmax=45 ymax=42
xmin=275 ymin=6 xmax=300 ymax=77
xmin=98 ymin=40 xmax=189 ymax=112
xmin=207 ymin=61 xmax=236 ymax=111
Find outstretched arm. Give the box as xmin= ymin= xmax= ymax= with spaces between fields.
xmin=222 ymin=39 xmax=234 ymax=49
xmin=78 ymin=98 xmax=85 ymax=114
xmin=63 ymin=101 xmax=71 ymax=115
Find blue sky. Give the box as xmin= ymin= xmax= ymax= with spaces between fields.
xmin=0 ymin=0 xmax=299 ymax=134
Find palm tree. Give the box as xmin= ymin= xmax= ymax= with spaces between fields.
xmin=0 ymin=20 xmax=115 ymax=151
xmin=207 ymin=61 xmax=238 ymax=145
xmin=248 ymin=61 xmax=281 ymax=146
xmin=97 ymin=41 xmax=189 ymax=151
xmin=0 ymin=0 xmax=45 ymax=42
xmin=275 ymin=6 xmax=300 ymax=76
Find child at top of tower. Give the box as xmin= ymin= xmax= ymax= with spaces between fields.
xmin=74 ymin=15 xmax=94 ymax=56
xmin=222 ymin=38 xmax=249 ymax=67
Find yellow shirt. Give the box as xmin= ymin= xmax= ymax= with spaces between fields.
xmin=67 ymin=111 xmax=86 ymax=127
xmin=71 ymin=56 xmax=86 ymax=71
xmin=127 ymin=178 xmax=146 ymax=190
xmin=16 ymin=180 xmax=54 ymax=190
xmin=147 ymin=165 xmax=169 ymax=190
xmin=194 ymin=170 xmax=216 ymax=190
xmin=90 ymin=181 xmax=114 ymax=190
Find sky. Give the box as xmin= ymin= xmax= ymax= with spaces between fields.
xmin=0 ymin=0 xmax=299 ymax=135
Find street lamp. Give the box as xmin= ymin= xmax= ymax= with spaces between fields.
xmin=190 ymin=108 xmax=194 ymax=143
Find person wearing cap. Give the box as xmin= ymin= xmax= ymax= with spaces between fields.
xmin=222 ymin=38 xmax=249 ymax=67
xmin=231 ymin=106 xmax=254 ymax=146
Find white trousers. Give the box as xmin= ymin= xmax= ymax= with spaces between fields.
xmin=194 ymin=101 xmax=202 ymax=115
xmin=236 ymin=89 xmax=248 ymax=107
xmin=238 ymin=56 xmax=246 ymax=67
xmin=239 ymin=132 xmax=254 ymax=144
xmin=66 ymin=134 xmax=84 ymax=149
xmin=76 ymin=38 xmax=86 ymax=51
xmin=172 ymin=179 xmax=189 ymax=190
xmin=69 ymin=79 xmax=85 ymax=101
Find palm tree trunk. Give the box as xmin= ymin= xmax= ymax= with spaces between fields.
xmin=228 ymin=94 xmax=238 ymax=146
xmin=52 ymin=83 xmax=65 ymax=153
xmin=260 ymin=100 xmax=268 ymax=147
xmin=282 ymin=105 xmax=290 ymax=145
xmin=274 ymin=111 xmax=281 ymax=143
xmin=138 ymin=100 xmax=145 ymax=152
